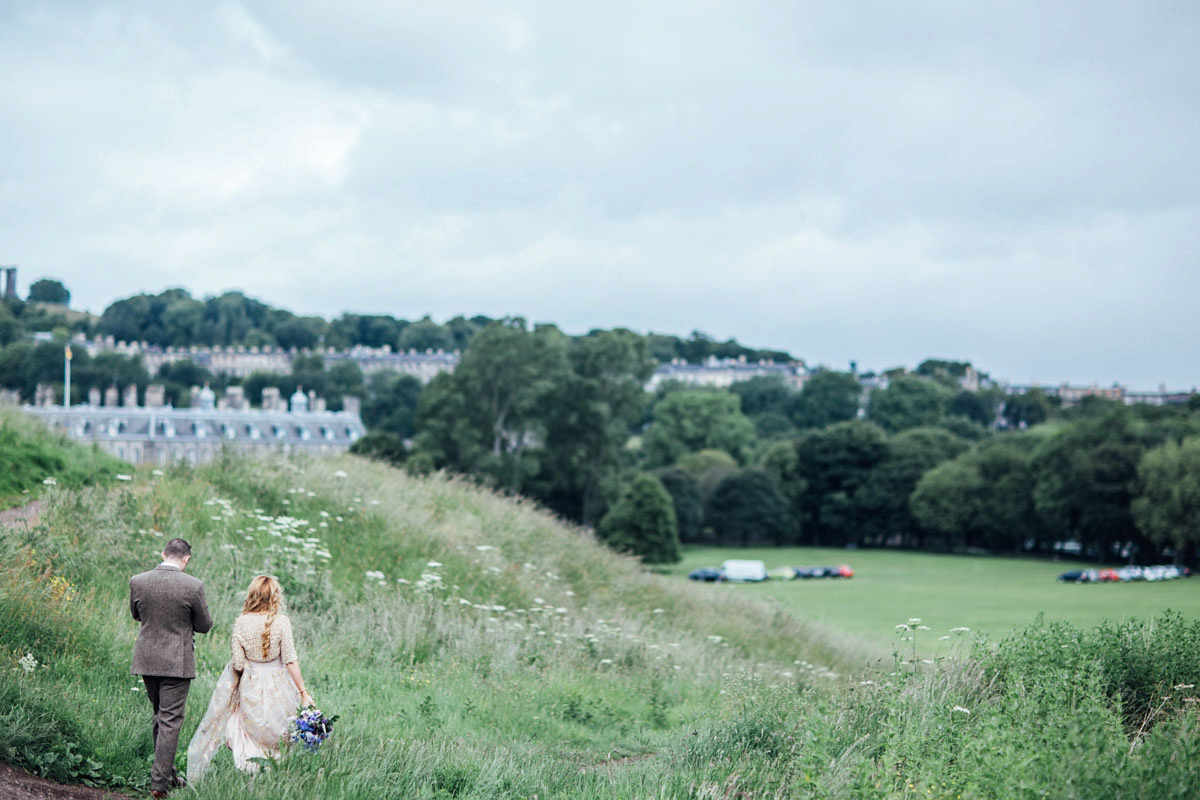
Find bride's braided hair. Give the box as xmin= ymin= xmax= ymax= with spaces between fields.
xmin=241 ymin=575 xmax=285 ymax=659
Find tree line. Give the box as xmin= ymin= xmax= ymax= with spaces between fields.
xmin=4 ymin=281 xmax=1199 ymax=568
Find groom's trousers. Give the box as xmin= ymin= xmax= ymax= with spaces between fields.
xmin=143 ymin=675 xmax=190 ymax=792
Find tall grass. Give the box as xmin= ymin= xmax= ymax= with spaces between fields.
xmin=1 ymin=433 xmax=1198 ymax=797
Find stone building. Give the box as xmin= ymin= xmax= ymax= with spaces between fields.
xmin=23 ymin=386 xmax=365 ymax=466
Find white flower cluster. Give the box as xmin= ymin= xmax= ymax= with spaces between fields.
xmin=365 ymin=570 xmax=387 ymax=586
xmin=18 ymin=653 xmax=38 ymax=673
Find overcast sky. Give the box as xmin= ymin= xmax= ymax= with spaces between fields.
xmin=2 ymin=2 xmax=1197 ymax=390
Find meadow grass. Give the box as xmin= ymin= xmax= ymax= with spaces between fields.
xmin=0 ymin=438 xmax=1198 ymax=798
xmin=670 ymin=545 xmax=1200 ymax=652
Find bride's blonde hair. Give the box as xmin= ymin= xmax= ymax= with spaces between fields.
xmin=242 ymin=575 xmax=285 ymax=659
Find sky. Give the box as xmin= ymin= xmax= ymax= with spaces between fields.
xmin=2 ymin=2 xmax=1197 ymax=390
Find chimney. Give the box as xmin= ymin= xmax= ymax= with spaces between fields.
xmin=3 ymin=267 xmax=16 ymax=299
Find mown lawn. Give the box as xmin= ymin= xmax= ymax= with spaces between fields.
xmin=669 ymin=546 xmax=1200 ymax=651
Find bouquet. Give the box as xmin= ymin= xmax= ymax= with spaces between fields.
xmin=288 ymin=705 xmax=338 ymax=752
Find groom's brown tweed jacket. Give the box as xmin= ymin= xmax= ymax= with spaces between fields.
xmin=129 ymin=565 xmax=214 ymax=678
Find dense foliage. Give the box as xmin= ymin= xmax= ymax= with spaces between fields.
xmin=3 ymin=280 xmax=1200 ymax=564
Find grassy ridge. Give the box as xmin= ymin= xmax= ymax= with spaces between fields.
xmin=0 ymin=410 xmax=127 ymax=506
xmin=0 ymin=428 xmax=1198 ymax=797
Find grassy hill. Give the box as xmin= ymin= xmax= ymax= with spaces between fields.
xmin=1 ymin=421 xmax=1198 ymax=798
xmin=0 ymin=410 xmax=127 ymax=507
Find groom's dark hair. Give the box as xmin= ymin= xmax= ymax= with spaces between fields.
xmin=162 ymin=538 xmax=192 ymax=560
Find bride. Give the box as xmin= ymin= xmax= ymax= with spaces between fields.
xmin=187 ymin=575 xmax=315 ymax=782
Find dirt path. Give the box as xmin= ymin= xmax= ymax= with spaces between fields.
xmin=0 ymin=500 xmax=42 ymax=530
xmin=0 ymin=763 xmax=131 ymax=800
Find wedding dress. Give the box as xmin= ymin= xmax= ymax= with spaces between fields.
xmin=186 ymin=613 xmax=302 ymax=782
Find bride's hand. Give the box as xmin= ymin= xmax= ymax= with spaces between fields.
xmin=300 ymin=689 xmax=314 ymax=707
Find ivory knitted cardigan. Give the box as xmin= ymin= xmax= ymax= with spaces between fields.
xmin=230 ymin=612 xmax=298 ymax=670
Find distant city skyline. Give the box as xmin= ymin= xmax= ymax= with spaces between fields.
xmin=2 ymin=3 xmax=1196 ymax=391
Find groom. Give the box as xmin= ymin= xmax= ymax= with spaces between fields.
xmin=130 ymin=538 xmax=213 ymax=798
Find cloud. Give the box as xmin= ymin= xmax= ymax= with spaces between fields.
xmin=0 ymin=1 xmax=1197 ymax=389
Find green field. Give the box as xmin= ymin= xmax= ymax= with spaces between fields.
xmin=670 ymin=546 xmax=1200 ymax=652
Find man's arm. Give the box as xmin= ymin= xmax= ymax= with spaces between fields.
xmin=129 ymin=578 xmax=140 ymax=621
xmin=192 ymin=583 xmax=214 ymax=634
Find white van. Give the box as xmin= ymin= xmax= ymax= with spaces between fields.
xmin=720 ymin=559 xmax=768 ymax=582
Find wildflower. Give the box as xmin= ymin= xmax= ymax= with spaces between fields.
xmin=950 ymin=627 xmax=971 ymax=633
xmin=427 ymin=561 xmax=442 ymax=568
xmin=952 ymin=706 xmax=971 ymax=715
xmin=939 ymin=635 xmax=951 ymax=641
xmin=895 ymin=624 xmax=910 ymax=631
xmin=151 ymin=469 xmax=164 ymax=476
xmin=334 ymin=470 xmax=348 ymax=478
xmin=18 ymin=653 xmax=37 ymax=673
xmin=42 ymin=477 xmax=57 ymax=486
xmin=907 ymin=618 xmax=921 ymax=625
xmin=116 ymin=474 xmax=133 ymax=481
xmin=707 ymin=635 xmax=723 ymax=643
xmin=475 ymin=545 xmax=496 ymax=552
xmin=652 ymin=608 xmax=664 ymax=614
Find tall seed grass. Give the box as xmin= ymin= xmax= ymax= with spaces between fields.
xmin=0 ymin=441 xmax=1197 ymax=797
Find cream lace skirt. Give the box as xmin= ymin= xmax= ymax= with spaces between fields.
xmin=186 ymin=658 xmax=301 ymax=783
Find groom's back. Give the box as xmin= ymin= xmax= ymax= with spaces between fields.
xmin=130 ymin=567 xmax=212 ymax=679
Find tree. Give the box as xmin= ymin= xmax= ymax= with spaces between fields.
xmin=537 ymin=329 xmax=654 ymax=523
xmin=1002 ymin=390 xmax=1054 ymax=429
xmin=868 ymin=375 xmax=953 ymax=433
xmin=350 ymin=431 xmax=408 ymax=468
xmin=910 ymin=434 xmax=1040 ymax=554
xmin=652 ymin=466 xmax=703 ymax=543
xmin=399 ymin=317 xmax=453 ymax=352
xmin=28 ymin=279 xmax=70 ymax=305
xmin=1132 ymin=437 xmax=1200 ymax=564
xmin=643 ymin=391 xmax=756 ymax=467
xmin=597 ymin=474 xmax=680 ymax=564
xmin=415 ymin=318 xmax=569 ymax=493
xmin=948 ymin=390 xmax=992 ymax=426
xmin=703 ymin=468 xmax=791 ymax=546
xmin=0 ymin=304 xmax=20 ymax=347
xmin=1031 ymin=410 xmax=1146 ymax=560
xmin=788 ymin=370 xmax=861 ymax=429
xmin=361 ymin=370 xmax=422 ymax=437
xmin=854 ymin=427 xmax=969 ymax=547
xmin=274 ymin=315 xmax=324 ymax=350
xmin=792 ymin=420 xmax=888 ymax=546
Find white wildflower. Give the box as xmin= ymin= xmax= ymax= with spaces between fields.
xmin=427 ymin=561 xmax=442 ymax=568
xmin=18 ymin=653 xmax=38 ymax=673
xmin=42 ymin=477 xmax=57 ymax=485
xmin=652 ymin=608 xmax=664 ymax=614
xmin=907 ymin=618 xmax=922 ymax=625
xmin=116 ymin=474 xmax=133 ymax=481
xmin=950 ymin=627 xmax=971 ymax=633
xmin=334 ymin=470 xmax=347 ymax=478
xmin=952 ymin=706 xmax=971 ymax=715
xmin=151 ymin=469 xmax=164 ymax=476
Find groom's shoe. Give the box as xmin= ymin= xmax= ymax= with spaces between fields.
xmin=150 ymin=792 xmax=169 ymax=799
xmin=170 ymin=772 xmax=188 ymax=789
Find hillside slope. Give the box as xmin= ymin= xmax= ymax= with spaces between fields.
xmin=3 ymin=433 xmax=1198 ymax=799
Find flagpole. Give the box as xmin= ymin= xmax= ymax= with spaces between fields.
xmin=64 ymin=343 xmax=72 ymax=409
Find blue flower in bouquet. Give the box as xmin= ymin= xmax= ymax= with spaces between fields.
xmin=289 ymin=705 xmax=338 ymax=752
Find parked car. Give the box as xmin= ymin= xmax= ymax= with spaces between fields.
xmin=1057 ymin=569 xmax=1098 ymax=583
xmin=793 ymin=565 xmax=855 ymax=579
xmin=688 ymin=566 xmax=723 ymax=582
xmin=720 ymin=559 xmax=769 ymax=582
